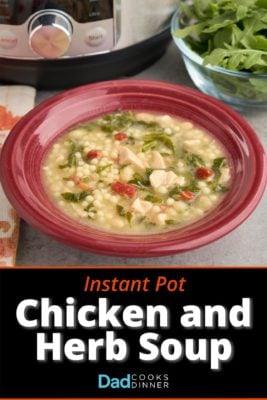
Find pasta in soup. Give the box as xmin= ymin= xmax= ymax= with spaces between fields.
xmin=42 ymin=111 xmax=231 ymax=234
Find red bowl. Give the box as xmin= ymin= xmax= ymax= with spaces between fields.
xmin=0 ymin=80 xmax=266 ymax=257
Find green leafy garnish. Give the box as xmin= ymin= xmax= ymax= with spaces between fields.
xmin=59 ymin=141 xmax=84 ymax=169
xmin=173 ymin=0 xmax=267 ymax=99
xmin=185 ymin=153 xmax=205 ymax=168
xmin=169 ymin=180 xmax=200 ymax=197
xmin=206 ymin=157 xmax=230 ymax=193
xmin=212 ymin=157 xmax=227 ymax=180
xmin=144 ymin=194 xmax=163 ymax=203
xmin=61 ymin=191 xmax=90 ymax=202
xmin=165 ymin=220 xmax=177 ymax=225
xmin=126 ymin=136 xmax=136 ymax=145
xmin=98 ymin=111 xmax=134 ymax=133
xmin=97 ymin=110 xmax=165 ymax=135
xmin=129 ymin=169 xmax=153 ymax=189
xmin=142 ymin=140 xmax=158 ymax=152
xmin=84 ymin=203 xmax=95 ymax=212
xmin=116 ymin=205 xmax=126 ymax=216
xmin=96 ymin=163 xmax=113 ymax=173
xmin=126 ymin=212 xmax=133 ymax=225
xmin=208 ymin=182 xmax=230 ymax=193
xmin=142 ymin=134 xmax=175 ymax=154
xmin=116 ymin=205 xmax=133 ymax=225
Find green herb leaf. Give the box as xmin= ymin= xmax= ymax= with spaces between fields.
xmin=165 ymin=220 xmax=177 ymax=225
xmin=144 ymin=194 xmax=163 ymax=204
xmin=84 ymin=203 xmax=95 ymax=212
xmin=142 ymin=140 xmax=158 ymax=152
xmin=142 ymin=134 xmax=175 ymax=153
xmin=59 ymin=140 xmax=84 ymax=169
xmin=61 ymin=191 xmax=90 ymax=202
xmin=185 ymin=153 xmax=205 ymax=168
xmin=169 ymin=179 xmax=200 ymax=198
xmin=129 ymin=170 xmax=152 ymax=189
xmin=212 ymin=157 xmax=227 ymax=180
xmin=116 ymin=205 xmax=133 ymax=225
xmin=208 ymin=182 xmax=230 ymax=193
xmin=98 ymin=111 xmax=135 ymax=133
xmin=126 ymin=212 xmax=133 ymax=225
xmin=116 ymin=205 xmax=126 ymax=217
xmin=172 ymin=0 xmax=267 ymax=81
xmin=96 ymin=163 xmax=113 ymax=173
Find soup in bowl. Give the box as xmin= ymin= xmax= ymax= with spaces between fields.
xmin=0 ymin=80 xmax=266 ymax=256
xmin=43 ymin=110 xmax=231 ymax=235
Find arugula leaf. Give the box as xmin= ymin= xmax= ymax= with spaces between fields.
xmin=126 ymin=212 xmax=133 ymax=225
xmin=185 ymin=153 xmax=205 ymax=168
xmin=98 ymin=111 xmax=134 ymax=133
xmin=142 ymin=134 xmax=175 ymax=154
xmin=84 ymin=203 xmax=95 ymax=212
xmin=173 ymin=0 xmax=267 ymax=77
xmin=208 ymin=182 xmax=230 ymax=193
xmin=59 ymin=140 xmax=84 ymax=169
xmin=165 ymin=220 xmax=177 ymax=225
xmin=116 ymin=205 xmax=126 ymax=216
xmin=97 ymin=110 xmax=164 ymax=136
xmin=61 ymin=191 xmax=90 ymax=202
xmin=133 ymin=120 xmax=162 ymax=131
xmin=116 ymin=205 xmax=133 ymax=225
xmin=212 ymin=157 xmax=227 ymax=180
xmin=145 ymin=194 xmax=163 ymax=204
xmin=169 ymin=180 xmax=200 ymax=198
xmin=142 ymin=140 xmax=157 ymax=152
xmin=129 ymin=169 xmax=153 ymax=189
xmin=96 ymin=163 xmax=113 ymax=173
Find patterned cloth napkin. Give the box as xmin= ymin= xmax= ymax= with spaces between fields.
xmin=0 ymin=86 xmax=36 ymax=266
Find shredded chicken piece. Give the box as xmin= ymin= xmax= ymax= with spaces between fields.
xmin=150 ymin=150 xmax=166 ymax=169
xmin=118 ymin=146 xmax=145 ymax=170
xmin=149 ymin=170 xmax=185 ymax=189
xmin=131 ymin=198 xmax=153 ymax=215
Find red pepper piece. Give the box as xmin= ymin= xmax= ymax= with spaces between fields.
xmin=180 ymin=191 xmax=195 ymax=201
xmin=196 ymin=167 xmax=213 ymax=180
xmin=114 ymin=132 xmax=128 ymax=141
xmin=86 ymin=149 xmax=102 ymax=160
xmin=111 ymin=181 xmax=137 ymax=198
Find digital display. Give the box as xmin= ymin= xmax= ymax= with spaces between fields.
xmin=0 ymin=0 xmax=114 ymax=25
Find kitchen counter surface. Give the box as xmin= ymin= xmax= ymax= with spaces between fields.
xmin=16 ymin=41 xmax=267 ymax=266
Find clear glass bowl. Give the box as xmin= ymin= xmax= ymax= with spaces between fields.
xmin=171 ymin=9 xmax=267 ymax=109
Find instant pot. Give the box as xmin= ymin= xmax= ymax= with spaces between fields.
xmin=0 ymin=0 xmax=178 ymax=88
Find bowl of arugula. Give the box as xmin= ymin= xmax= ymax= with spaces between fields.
xmin=171 ymin=0 xmax=267 ymax=108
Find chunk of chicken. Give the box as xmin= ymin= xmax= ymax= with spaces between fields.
xmin=149 ymin=170 xmax=185 ymax=189
xmin=118 ymin=146 xmax=145 ymax=170
xmin=150 ymin=150 xmax=166 ymax=169
xmin=131 ymin=198 xmax=153 ymax=215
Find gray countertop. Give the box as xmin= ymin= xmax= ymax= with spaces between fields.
xmin=16 ymin=42 xmax=267 ymax=266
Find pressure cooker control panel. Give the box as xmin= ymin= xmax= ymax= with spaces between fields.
xmin=0 ymin=0 xmax=117 ymax=59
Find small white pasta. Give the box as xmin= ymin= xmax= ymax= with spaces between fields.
xmin=42 ymin=111 xmax=230 ymax=234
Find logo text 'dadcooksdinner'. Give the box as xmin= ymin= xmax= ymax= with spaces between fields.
xmin=98 ymin=373 xmax=169 ymax=389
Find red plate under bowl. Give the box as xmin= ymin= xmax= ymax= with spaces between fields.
xmin=0 ymin=80 xmax=266 ymax=257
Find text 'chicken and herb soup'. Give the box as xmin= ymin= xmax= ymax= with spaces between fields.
xmin=42 ymin=111 xmax=231 ymax=234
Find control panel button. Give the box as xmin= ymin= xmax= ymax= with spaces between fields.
xmin=85 ymin=26 xmax=107 ymax=47
xmin=0 ymin=30 xmax=18 ymax=50
xmin=29 ymin=11 xmax=72 ymax=59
